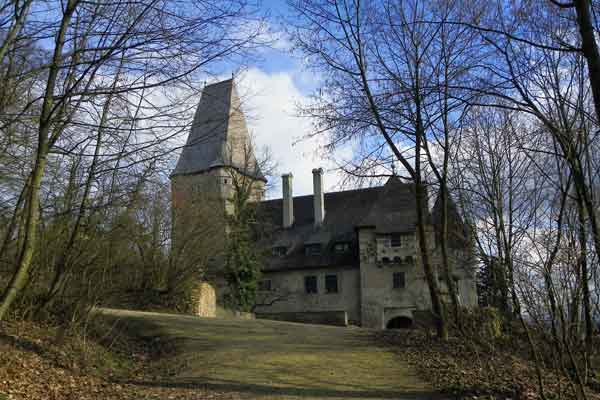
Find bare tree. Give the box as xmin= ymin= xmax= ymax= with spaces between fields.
xmin=222 ymin=135 xmax=277 ymax=311
xmin=0 ymin=0 xmax=267 ymax=321
xmin=288 ymin=0 xmax=487 ymax=339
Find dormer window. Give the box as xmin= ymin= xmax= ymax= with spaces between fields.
xmin=272 ymin=246 xmax=287 ymax=257
xmin=305 ymin=244 xmax=322 ymax=256
xmin=333 ymin=242 xmax=350 ymax=254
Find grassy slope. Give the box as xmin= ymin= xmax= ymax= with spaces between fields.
xmin=101 ymin=308 xmax=437 ymax=400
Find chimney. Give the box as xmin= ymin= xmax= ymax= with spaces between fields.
xmin=282 ymin=173 xmax=294 ymax=228
xmin=312 ymin=168 xmax=325 ymax=227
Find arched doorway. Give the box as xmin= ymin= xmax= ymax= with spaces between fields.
xmin=386 ymin=316 xmax=413 ymax=329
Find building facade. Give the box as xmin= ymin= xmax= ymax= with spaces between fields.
xmin=254 ymin=171 xmax=477 ymax=329
xmin=171 ymin=79 xmax=477 ymax=329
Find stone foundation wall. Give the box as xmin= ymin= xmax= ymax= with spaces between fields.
xmin=254 ymin=267 xmax=361 ymax=324
xmin=191 ymin=282 xmax=216 ymax=317
xmin=256 ymin=311 xmax=348 ymax=326
xmin=216 ymin=306 xmax=255 ymax=320
xmin=411 ymin=310 xmax=436 ymax=328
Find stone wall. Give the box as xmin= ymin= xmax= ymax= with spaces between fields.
xmin=170 ymin=171 xmax=228 ymax=253
xmin=216 ymin=306 xmax=255 ymax=320
xmin=191 ymin=282 xmax=217 ymax=317
xmin=253 ymin=267 xmax=361 ymax=325
xmin=254 ymin=227 xmax=476 ymax=330
xmin=172 ymin=167 xmax=266 ymax=313
xmin=358 ymin=226 xmax=478 ymax=329
xmin=359 ymin=227 xmax=434 ymax=329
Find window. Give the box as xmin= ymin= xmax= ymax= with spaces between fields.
xmin=333 ymin=242 xmax=350 ymax=254
xmin=376 ymin=235 xmax=391 ymax=247
xmin=325 ymin=274 xmax=338 ymax=293
xmin=393 ymin=272 xmax=406 ymax=289
xmin=258 ymin=280 xmax=272 ymax=291
xmin=382 ymin=257 xmax=390 ymax=264
xmin=305 ymin=244 xmax=322 ymax=256
xmin=393 ymin=256 xmax=402 ymax=263
xmin=272 ymin=246 xmax=287 ymax=257
xmin=437 ymin=269 xmax=444 ymax=282
xmin=304 ymin=276 xmax=318 ymax=294
xmin=391 ymin=233 xmax=402 ymax=247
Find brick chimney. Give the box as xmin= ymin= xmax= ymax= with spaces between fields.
xmin=312 ymin=168 xmax=325 ymax=227
xmin=282 ymin=173 xmax=294 ymax=228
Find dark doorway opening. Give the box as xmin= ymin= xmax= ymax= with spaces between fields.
xmin=386 ymin=316 xmax=413 ymax=329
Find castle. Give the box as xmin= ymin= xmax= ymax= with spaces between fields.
xmin=171 ymin=79 xmax=477 ymax=329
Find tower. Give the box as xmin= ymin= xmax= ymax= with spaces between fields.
xmin=170 ymin=79 xmax=266 ymax=310
xmin=171 ymin=78 xmax=266 ymax=225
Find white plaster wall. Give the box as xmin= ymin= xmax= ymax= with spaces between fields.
xmin=360 ymin=228 xmax=432 ymax=328
xmin=255 ymin=267 xmax=362 ymax=324
xmin=359 ymin=227 xmax=477 ymax=329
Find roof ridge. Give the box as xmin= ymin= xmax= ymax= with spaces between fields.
xmin=261 ymin=184 xmax=385 ymax=204
xmin=170 ymin=78 xmax=265 ymax=181
xmin=204 ymin=77 xmax=234 ymax=88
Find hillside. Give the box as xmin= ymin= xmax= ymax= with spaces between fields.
xmin=1 ymin=309 xmax=436 ymax=400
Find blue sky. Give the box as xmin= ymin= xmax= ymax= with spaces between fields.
xmin=223 ymin=0 xmax=345 ymax=198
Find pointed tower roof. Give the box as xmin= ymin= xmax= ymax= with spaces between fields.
xmin=171 ymin=79 xmax=266 ymax=181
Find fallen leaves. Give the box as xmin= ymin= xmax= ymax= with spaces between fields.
xmin=0 ymin=321 xmax=239 ymax=400
xmin=376 ymin=329 xmax=600 ymax=400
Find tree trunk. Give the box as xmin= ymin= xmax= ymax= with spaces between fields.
xmin=0 ymin=176 xmax=30 ymax=262
xmin=575 ymin=191 xmax=593 ymax=359
xmin=440 ymin=184 xmax=461 ymax=328
xmin=415 ymin=124 xmax=447 ymax=340
xmin=0 ymin=0 xmax=79 ymax=321
xmin=573 ymin=0 xmax=600 ymax=124
xmin=0 ymin=147 xmax=48 ymax=320
xmin=0 ymin=0 xmax=34 ymax=63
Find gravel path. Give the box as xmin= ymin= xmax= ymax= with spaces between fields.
xmin=100 ymin=308 xmax=441 ymax=400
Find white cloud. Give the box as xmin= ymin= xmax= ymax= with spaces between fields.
xmin=235 ymin=67 xmax=338 ymax=198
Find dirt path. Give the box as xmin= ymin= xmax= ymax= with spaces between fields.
xmin=101 ymin=308 xmax=440 ymax=400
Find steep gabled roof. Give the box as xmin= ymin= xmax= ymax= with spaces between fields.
xmin=171 ymin=79 xmax=266 ymax=181
xmin=429 ymin=192 xmax=471 ymax=249
xmin=257 ymin=178 xmax=420 ymax=272
xmin=358 ymin=177 xmax=422 ymax=232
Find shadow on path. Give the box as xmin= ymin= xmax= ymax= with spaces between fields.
xmin=100 ymin=308 xmax=441 ymax=400
xmin=124 ymin=377 xmax=444 ymax=399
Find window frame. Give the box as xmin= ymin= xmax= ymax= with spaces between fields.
xmin=393 ymin=271 xmax=406 ymax=289
xmin=390 ymin=233 xmax=402 ymax=247
xmin=376 ymin=235 xmax=391 ymax=247
xmin=333 ymin=242 xmax=350 ymax=254
xmin=304 ymin=275 xmax=318 ymax=294
xmin=258 ymin=279 xmax=272 ymax=291
xmin=272 ymin=246 xmax=287 ymax=257
xmin=325 ymin=274 xmax=339 ymax=294
xmin=305 ymin=243 xmax=322 ymax=256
